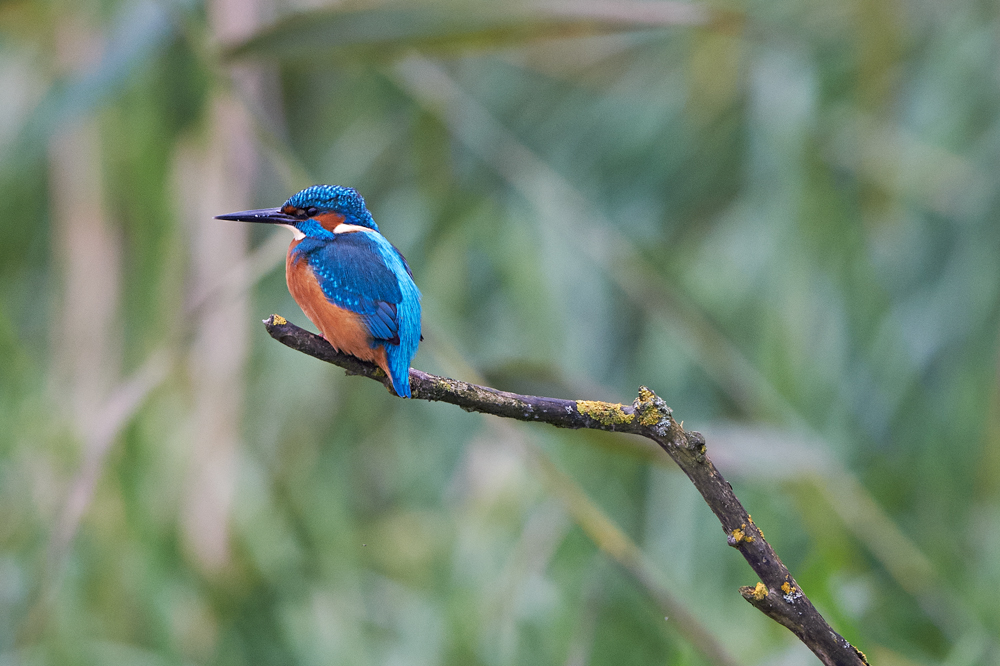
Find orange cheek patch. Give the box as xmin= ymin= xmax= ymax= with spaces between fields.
xmin=314 ymin=212 xmax=345 ymax=233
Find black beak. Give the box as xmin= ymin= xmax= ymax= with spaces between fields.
xmin=214 ymin=207 xmax=298 ymax=224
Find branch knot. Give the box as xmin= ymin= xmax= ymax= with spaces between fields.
xmin=684 ymin=430 xmax=708 ymax=462
xmin=632 ymin=385 xmax=671 ymax=437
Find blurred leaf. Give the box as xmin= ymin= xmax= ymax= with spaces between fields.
xmin=224 ymin=1 xmax=717 ymax=62
xmin=1 ymin=0 xmax=176 ymax=176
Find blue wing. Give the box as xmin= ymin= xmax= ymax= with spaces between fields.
xmin=298 ymin=233 xmax=404 ymax=344
xmin=293 ymin=230 xmax=421 ymax=397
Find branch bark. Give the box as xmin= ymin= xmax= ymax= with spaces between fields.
xmin=263 ymin=314 xmax=869 ymax=666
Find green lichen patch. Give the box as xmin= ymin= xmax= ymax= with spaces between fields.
xmin=576 ymin=400 xmax=634 ymax=426
xmin=271 ymin=314 xmax=288 ymax=325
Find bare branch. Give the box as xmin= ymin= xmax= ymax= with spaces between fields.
xmin=263 ymin=314 xmax=869 ymax=666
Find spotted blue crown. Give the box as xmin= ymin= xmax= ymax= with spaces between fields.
xmin=284 ymin=185 xmax=378 ymax=231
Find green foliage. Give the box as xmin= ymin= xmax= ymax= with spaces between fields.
xmin=2 ymin=0 xmax=999 ymax=664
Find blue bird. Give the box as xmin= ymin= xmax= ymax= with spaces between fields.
xmin=216 ymin=185 xmax=421 ymax=397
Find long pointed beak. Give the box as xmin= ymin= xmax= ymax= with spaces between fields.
xmin=214 ymin=207 xmax=298 ymax=224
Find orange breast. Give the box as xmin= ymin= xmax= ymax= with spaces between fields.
xmin=286 ymin=243 xmax=389 ymax=376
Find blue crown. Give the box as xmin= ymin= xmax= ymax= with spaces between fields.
xmin=284 ymin=185 xmax=378 ymax=231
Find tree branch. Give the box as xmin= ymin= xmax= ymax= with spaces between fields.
xmin=263 ymin=314 xmax=869 ymax=666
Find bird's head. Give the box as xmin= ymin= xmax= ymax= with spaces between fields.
xmin=215 ymin=185 xmax=379 ymax=238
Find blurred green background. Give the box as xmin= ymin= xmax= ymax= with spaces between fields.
xmin=2 ymin=0 xmax=999 ymax=663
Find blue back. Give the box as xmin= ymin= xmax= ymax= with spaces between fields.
xmin=292 ymin=224 xmax=421 ymax=397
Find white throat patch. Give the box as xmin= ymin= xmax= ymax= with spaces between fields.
xmin=279 ymin=224 xmax=306 ymax=240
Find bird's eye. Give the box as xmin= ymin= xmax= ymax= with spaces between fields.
xmin=305 ymin=206 xmax=319 ymax=217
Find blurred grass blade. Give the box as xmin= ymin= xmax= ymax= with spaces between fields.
xmin=427 ymin=331 xmax=733 ymax=663
xmin=705 ymin=424 xmax=972 ymax=638
xmin=515 ymin=428 xmax=739 ymax=666
xmin=391 ymin=54 xmax=788 ymax=421
xmin=21 ymin=350 xmax=172 ymax=643
xmin=224 ymin=1 xmax=714 ymax=62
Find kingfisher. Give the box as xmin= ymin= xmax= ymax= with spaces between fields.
xmin=216 ymin=185 xmax=421 ymax=398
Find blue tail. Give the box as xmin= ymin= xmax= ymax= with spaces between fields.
xmin=383 ymin=274 xmax=421 ymax=398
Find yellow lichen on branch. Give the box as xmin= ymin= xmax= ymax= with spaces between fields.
xmin=728 ymin=523 xmax=754 ymax=547
xmin=576 ymin=400 xmax=634 ymax=426
xmin=634 ymin=385 xmax=671 ymax=430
